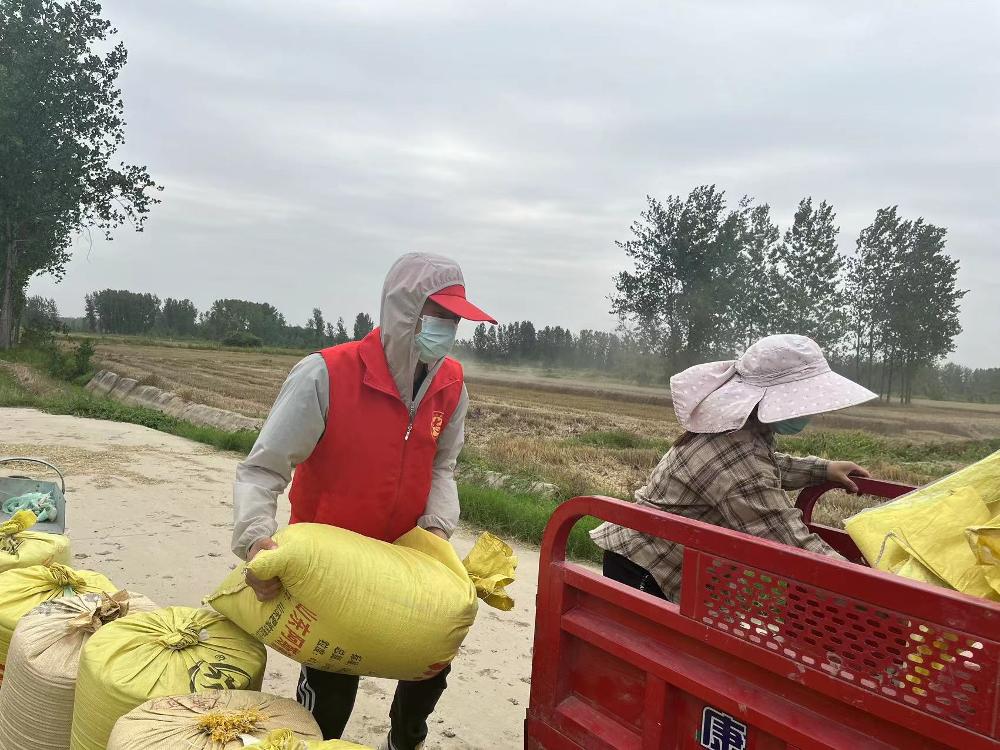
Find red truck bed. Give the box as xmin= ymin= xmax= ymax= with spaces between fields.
xmin=525 ymin=479 xmax=1000 ymax=749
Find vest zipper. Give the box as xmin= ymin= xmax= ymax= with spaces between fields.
xmin=388 ymin=403 xmax=417 ymax=538
xmin=404 ymin=404 xmax=416 ymax=441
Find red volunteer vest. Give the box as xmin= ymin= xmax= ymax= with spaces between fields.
xmin=287 ymin=328 xmax=463 ymax=542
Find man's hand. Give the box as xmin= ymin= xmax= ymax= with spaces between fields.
xmin=246 ymin=537 xmax=282 ymax=602
xmin=827 ymin=461 xmax=871 ymax=494
xmin=426 ymin=527 xmax=448 ymax=540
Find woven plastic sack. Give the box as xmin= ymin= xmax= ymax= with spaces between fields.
xmin=0 ymin=591 xmax=158 ymax=750
xmin=0 ymin=562 xmax=116 ymax=682
xmin=845 ymin=449 xmax=1000 ymax=600
xmin=253 ymin=731 xmax=371 ymax=749
xmin=107 ymin=690 xmax=321 ymax=749
xmin=0 ymin=510 xmax=70 ymax=574
xmin=206 ymin=526 xmax=515 ymax=681
xmin=70 ymin=606 xmax=267 ymax=750
xmin=967 ymin=517 xmax=1000 ymax=597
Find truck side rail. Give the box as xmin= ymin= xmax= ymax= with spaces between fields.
xmin=795 ymin=477 xmax=915 ymax=564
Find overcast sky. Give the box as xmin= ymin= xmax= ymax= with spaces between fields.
xmin=29 ymin=0 xmax=1000 ymax=367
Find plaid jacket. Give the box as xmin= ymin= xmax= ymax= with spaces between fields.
xmin=590 ymin=426 xmax=841 ymax=602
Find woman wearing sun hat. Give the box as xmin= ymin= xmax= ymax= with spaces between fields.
xmin=590 ymin=334 xmax=878 ymax=603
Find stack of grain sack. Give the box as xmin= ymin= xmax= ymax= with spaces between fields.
xmin=845 ymin=448 xmax=1000 ymax=600
xmin=70 ymin=606 xmax=267 ymax=750
xmin=206 ymin=525 xmax=516 ymax=680
xmin=0 ymin=486 xmax=517 ymax=748
xmin=0 ymin=590 xmax=157 ymax=749
xmin=0 ymin=562 xmax=116 ymax=684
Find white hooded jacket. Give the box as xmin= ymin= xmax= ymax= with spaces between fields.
xmin=231 ymin=253 xmax=470 ymax=559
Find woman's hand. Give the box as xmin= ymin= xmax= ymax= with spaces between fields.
xmin=246 ymin=537 xmax=282 ymax=602
xmin=826 ymin=461 xmax=871 ymax=494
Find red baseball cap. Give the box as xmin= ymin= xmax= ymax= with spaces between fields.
xmin=429 ymin=285 xmax=497 ymax=324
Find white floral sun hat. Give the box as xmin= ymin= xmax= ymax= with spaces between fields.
xmin=670 ymin=334 xmax=877 ymax=433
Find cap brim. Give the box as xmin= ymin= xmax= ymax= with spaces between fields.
xmin=430 ymin=292 xmax=497 ymax=324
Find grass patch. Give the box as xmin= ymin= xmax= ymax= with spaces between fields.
xmin=780 ymin=430 xmax=1000 ymax=478
xmin=0 ymin=371 xmax=36 ymax=407
xmin=568 ymin=430 xmax=669 ymax=452
xmin=0 ymin=370 xmax=258 ymax=455
xmin=459 ymin=482 xmax=602 ymax=562
xmin=460 ymin=443 xmax=626 ymax=503
xmin=0 ymin=345 xmax=52 ymax=370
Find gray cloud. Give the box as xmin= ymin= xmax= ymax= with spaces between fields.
xmin=29 ymin=0 xmax=1000 ymax=366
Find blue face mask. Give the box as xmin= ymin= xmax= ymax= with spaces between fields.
xmin=415 ymin=315 xmax=458 ymax=364
xmin=772 ymin=416 xmax=811 ymax=435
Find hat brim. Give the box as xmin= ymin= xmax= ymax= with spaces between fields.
xmin=758 ymin=370 xmax=878 ymax=424
xmin=682 ymin=370 xmax=877 ymax=433
xmin=429 ymin=291 xmax=497 ymax=324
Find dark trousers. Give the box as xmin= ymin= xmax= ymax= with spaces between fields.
xmin=602 ymin=551 xmax=668 ymax=600
xmin=297 ymin=665 xmax=451 ymax=749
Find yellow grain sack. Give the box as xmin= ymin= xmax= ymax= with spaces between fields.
xmin=0 ymin=562 xmax=116 ymax=682
xmin=0 ymin=510 xmax=70 ymax=574
xmin=107 ymin=690 xmax=321 ymax=749
xmin=255 ymin=731 xmax=371 ymax=749
xmin=967 ymin=517 xmax=1000 ymax=597
xmin=0 ymin=590 xmax=158 ymax=750
xmin=70 ymin=606 xmax=267 ymax=750
xmin=845 ymin=448 xmax=1000 ymax=600
xmin=206 ymin=526 xmax=516 ymax=681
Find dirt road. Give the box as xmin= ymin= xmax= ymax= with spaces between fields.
xmin=0 ymin=408 xmax=537 ymax=749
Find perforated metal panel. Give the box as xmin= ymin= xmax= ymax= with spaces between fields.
xmin=694 ymin=556 xmax=998 ymax=737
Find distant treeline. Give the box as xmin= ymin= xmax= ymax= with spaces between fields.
xmin=68 ymin=289 xmax=377 ymax=349
xmin=29 ymin=290 xmax=997 ymax=403
xmin=453 ymin=320 xmax=999 ymax=403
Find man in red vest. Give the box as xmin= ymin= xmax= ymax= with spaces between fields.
xmin=231 ymin=252 xmax=496 ymax=750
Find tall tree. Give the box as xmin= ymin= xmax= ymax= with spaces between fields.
xmin=846 ymin=206 xmax=905 ymax=388
xmin=845 ymin=207 xmax=965 ymax=402
xmin=20 ymin=295 xmax=60 ymax=332
xmin=308 ymin=308 xmax=325 ymax=346
xmin=731 ymin=200 xmax=781 ymax=348
xmin=0 ymin=0 xmax=160 ymax=348
xmin=611 ymin=186 xmax=744 ymax=367
xmin=160 ymin=298 xmax=198 ymax=337
xmin=889 ymin=219 xmax=965 ymax=403
xmin=332 ymin=317 xmax=350 ymax=345
xmin=88 ymin=289 xmax=160 ymax=334
xmin=352 ymin=312 xmax=374 ymax=341
xmin=84 ymin=293 xmax=98 ymax=332
xmin=201 ymin=299 xmax=285 ymax=342
xmin=770 ymin=198 xmax=845 ymax=349
xmin=472 ymin=323 xmax=490 ymax=360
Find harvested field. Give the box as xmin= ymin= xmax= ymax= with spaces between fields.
xmin=89 ymin=338 xmax=1000 ymax=526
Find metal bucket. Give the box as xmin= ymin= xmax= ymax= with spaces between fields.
xmin=0 ymin=458 xmax=67 ymax=535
